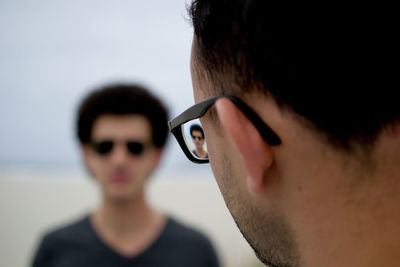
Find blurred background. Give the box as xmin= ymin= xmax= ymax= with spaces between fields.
xmin=0 ymin=0 xmax=196 ymax=171
xmin=0 ymin=1 xmax=263 ymax=266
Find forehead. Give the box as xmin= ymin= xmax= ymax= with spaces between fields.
xmin=91 ymin=114 xmax=152 ymax=141
xmin=192 ymin=130 xmax=202 ymax=135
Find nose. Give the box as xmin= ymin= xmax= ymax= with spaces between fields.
xmin=109 ymin=143 xmax=130 ymax=165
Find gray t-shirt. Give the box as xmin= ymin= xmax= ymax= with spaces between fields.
xmin=32 ymin=215 xmax=220 ymax=267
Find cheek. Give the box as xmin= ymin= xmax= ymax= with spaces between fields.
xmin=85 ymin=154 xmax=100 ymax=172
xmin=203 ymin=119 xmax=247 ymax=191
xmin=136 ymin=159 xmax=153 ymax=174
xmin=134 ymin=152 xmax=159 ymax=176
xmin=89 ymin=159 xmax=108 ymax=179
xmin=203 ymin=125 xmax=225 ymax=180
xmin=208 ymin=147 xmax=236 ymax=210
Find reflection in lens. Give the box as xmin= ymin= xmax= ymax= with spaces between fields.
xmin=182 ymin=120 xmax=208 ymax=159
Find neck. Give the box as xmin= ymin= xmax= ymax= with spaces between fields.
xmin=196 ymin=147 xmax=205 ymax=154
xmin=303 ymin=134 xmax=400 ymax=267
xmin=90 ymin=192 xmax=166 ymax=257
xmin=93 ymin=191 xmax=162 ymax=235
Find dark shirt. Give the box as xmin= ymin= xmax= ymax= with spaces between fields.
xmin=32 ymin=215 xmax=220 ymax=267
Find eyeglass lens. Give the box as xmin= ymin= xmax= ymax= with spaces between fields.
xmin=182 ymin=119 xmax=208 ymax=160
xmin=91 ymin=140 xmax=145 ymax=156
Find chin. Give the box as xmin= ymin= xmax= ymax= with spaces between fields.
xmin=108 ymin=194 xmax=136 ymax=203
xmin=105 ymin=188 xmax=138 ymax=202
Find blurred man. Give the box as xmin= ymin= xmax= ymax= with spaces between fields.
xmin=32 ymin=84 xmax=219 ymax=267
xmin=190 ymin=124 xmax=208 ymax=159
xmin=169 ymin=1 xmax=399 ymax=266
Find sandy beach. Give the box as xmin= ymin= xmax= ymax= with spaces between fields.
xmin=0 ymin=167 xmax=264 ymax=267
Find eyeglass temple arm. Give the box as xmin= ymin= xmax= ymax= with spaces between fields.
xmin=168 ymin=96 xmax=221 ymax=131
xmin=224 ymin=95 xmax=281 ymax=145
xmin=168 ymin=95 xmax=281 ymax=146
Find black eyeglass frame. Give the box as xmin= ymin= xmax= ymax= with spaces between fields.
xmin=168 ymin=95 xmax=281 ymax=164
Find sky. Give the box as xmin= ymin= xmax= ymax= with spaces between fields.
xmin=0 ymin=0 xmax=209 ymax=173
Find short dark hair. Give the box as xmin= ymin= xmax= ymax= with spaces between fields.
xmin=190 ymin=124 xmax=205 ymax=139
xmin=77 ymin=84 xmax=169 ymax=148
xmin=189 ymin=1 xmax=398 ymax=151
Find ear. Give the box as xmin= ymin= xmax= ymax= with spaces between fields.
xmin=216 ymin=98 xmax=274 ymax=194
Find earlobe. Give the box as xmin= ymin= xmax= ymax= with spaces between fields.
xmin=216 ymin=98 xmax=274 ymax=195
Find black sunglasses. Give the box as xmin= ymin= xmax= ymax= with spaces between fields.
xmin=168 ymin=95 xmax=281 ymax=163
xmin=90 ymin=140 xmax=147 ymax=156
xmin=192 ymin=135 xmax=204 ymax=140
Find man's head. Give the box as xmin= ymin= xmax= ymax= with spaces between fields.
xmin=77 ymin=84 xmax=168 ymax=202
xmin=189 ymin=0 xmax=398 ymax=151
xmin=184 ymin=1 xmax=399 ymax=266
xmin=190 ymin=124 xmax=205 ymax=150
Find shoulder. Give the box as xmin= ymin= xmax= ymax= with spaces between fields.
xmin=165 ymin=218 xmax=208 ymax=240
xmin=156 ymin=217 xmax=220 ymax=266
xmin=39 ymin=215 xmax=91 ymax=247
xmin=31 ymin=215 xmax=92 ymax=267
xmin=162 ymin=217 xmax=217 ymax=252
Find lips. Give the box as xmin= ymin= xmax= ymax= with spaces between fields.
xmin=110 ymin=171 xmax=130 ymax=183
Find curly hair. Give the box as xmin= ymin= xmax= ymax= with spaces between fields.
xmin=77 ymin=84 xmax=169 ymax=148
